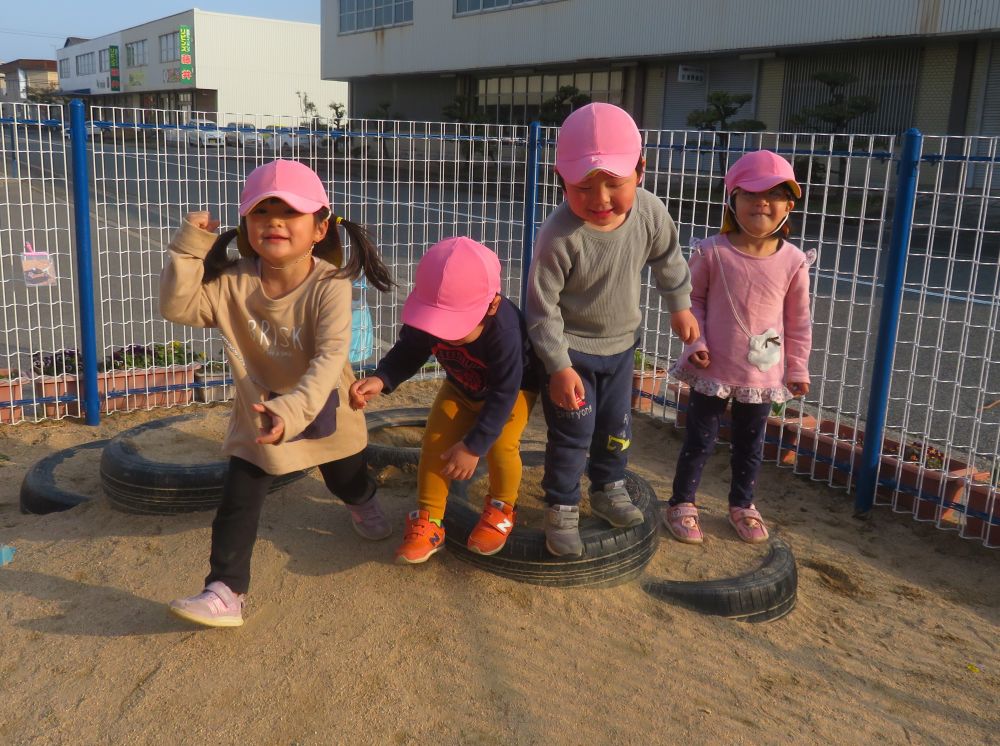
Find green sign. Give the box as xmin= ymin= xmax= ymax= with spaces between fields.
xmin=179 ymin=26 xmax=193 ymax=85
xmin=109 ymin=45 xmax=120 ymax=91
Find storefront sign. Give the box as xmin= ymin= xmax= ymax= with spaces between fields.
xmin=179 ymin=26 xmax=193 ymax=85
xmin=109 ymin=45 xmax=120 ymax=91
xmin=128 ymin=70 xmax=145 ymax=87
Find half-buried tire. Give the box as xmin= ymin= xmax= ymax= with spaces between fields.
xmin=99 ymin=413 xmax=308 ymax=515
xmin=444 ymin=460 xmax=658 ymax=588
xmin=366 ymin=406 xmax=659 ymax=587
xmin=641 ymin=538 xmax=798 ymax=623
xmin=20 ymin=440 xmax=110 ymax=514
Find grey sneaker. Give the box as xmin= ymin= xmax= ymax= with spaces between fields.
xmin=545 ymin=504 xmax=584 ymax=557
xmin=590 ymin=480 xmax=643 ymax=528
xmin=347 ymin=493 xmax=392 ymax=541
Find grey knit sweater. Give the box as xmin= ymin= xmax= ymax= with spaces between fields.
xmin=525 ymin=188 xmax=692 ymax=374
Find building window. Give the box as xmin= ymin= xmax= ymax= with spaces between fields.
xmin=160 ymin=32 xmax=180 ymax=63
xmin=75 ymin=52 xmax=95 ymax=76
xmin=476 ymin=68 xmax=624 ymax=124
xmin=98 ymin=48 xmax=110 ymax=73
xmin=125 ymin=40 xmax=148 ymax=67
xmin=59 ymin=59 xmax=69 ymax=78
xmin=456 ymin=0 xmax=559 ymax=14
xmin=339 ymin=0 xmax=413 ymax=33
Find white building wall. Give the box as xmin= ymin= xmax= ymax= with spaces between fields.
xmin=56 ymin=9 xmax=347 ymax=121
xmin=193 ymin=10 xmax=348 ymax=121
xmin=321 ymin=0 xmax=1000 ymax=78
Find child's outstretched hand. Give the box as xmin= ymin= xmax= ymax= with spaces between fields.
xmin=670 ymin=308 xmax=700 ymax=344
xmin=786 ymin=381 xmax=810 ymax=397
xmin=689 ymin=350 xmax=711 ymax=369
xmin=349 ymin=376 xmax=384 ymax=410
xmin=440 ymin=441 xmax=479 ymax=481
xmin=252 ymin=403 xmax=285 ymax=445
xmin=186 ymin=211 xmax=220 ymax=233
xmin=549 ymin=367 xmax=586 ymax=410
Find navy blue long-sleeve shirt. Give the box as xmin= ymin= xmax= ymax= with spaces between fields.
xmin=373 ymin=296 xmax=538 ymax=456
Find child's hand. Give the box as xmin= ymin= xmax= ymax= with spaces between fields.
xmin=689 ymin=350 xmax=711 ymax=369
xmin=548 ymin=367 xmax=586 ymax=410
xmin=670 ymin=308 xmax=700 ymax=344
xmin=349 ymin=376 xmax=384 ymax=410
xmin=786 ymin=381 xmax=810 ymax=397
xmin=186 ymin=211 xmax=220 ymax=233
xmin=252 ymin=403 xmax=285 ymax=445
xmin=440 ymin=441 xmax=480 ymax=481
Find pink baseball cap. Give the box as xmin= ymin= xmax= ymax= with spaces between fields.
xmin=555 ymin=103 xmax=642 ymax=184
xmin=401 ymin=237 xmax=502 ymax=340
xmin=238 ymin=159 xmax=331 ymax=216
xmin=724 ymin=150 xmax=802 ymax=199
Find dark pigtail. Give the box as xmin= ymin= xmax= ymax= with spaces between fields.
xmin=315 ymin=215 xmax=395 ymax=292
xmin=202 ymin=228 xmax=240 ymax=284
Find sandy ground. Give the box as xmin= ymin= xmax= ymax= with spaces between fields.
xmin=0 ymin=379 xmax=997 ymax=745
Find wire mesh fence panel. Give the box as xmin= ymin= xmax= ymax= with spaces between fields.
xmin=883 ymin=134 xmax=1000 ymax=545
xmin=0 ymin=102 xmax=81 ymax=421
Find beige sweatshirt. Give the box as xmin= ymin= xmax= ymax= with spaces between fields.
xmin=160 ymin=220 xmax=366 ymax=474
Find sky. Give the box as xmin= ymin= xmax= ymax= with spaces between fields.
xmin=0 ymin=1 xmax=322 ymax=62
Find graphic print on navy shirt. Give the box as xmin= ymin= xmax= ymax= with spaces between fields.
xmin=431 ymin=342 xmax=488 ymax=395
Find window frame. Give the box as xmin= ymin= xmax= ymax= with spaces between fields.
xmin=339 ymin=0 xmax=413 ymax=35
xmin=125 ymin=39 xmax=148 ymax=68
xmin=159 ymin=32 xmax=180 ymax=63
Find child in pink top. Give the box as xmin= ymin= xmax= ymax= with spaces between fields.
xmin=666 ymin=150 xmax=814 ymax=544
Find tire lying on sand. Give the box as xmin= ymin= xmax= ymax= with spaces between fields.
xmin=363 ymin=406 xmax=426 ymax=470
xmin=99 ymin=413 xmax=308 ymax=515
xmin=20 ymin=440 xmax=110 ymax=515
xmin=363 ymin=406 xmax=658 ymax=588
xmin=640 ymin=538 xmax=798 ymax=623
xmin=443 ymin=458 xmax=659 ymax=588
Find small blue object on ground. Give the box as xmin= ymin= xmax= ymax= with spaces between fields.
xmin=0 ymin=545 xmax=14 ymax=566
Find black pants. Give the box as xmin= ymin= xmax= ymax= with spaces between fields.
xmin=206 ymin=452 xmax=374 ymax=594
xmin=540 ymin=346 xmax=634 ymax=506
xmin=670 ymin=390 xmax=771 ymax=509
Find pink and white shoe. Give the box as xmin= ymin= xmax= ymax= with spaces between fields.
xmin=168 ymin=581 xmax=245 ymax=628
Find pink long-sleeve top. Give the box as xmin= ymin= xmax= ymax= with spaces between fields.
xmin=669 ymin=233 xmax=814 ymax=403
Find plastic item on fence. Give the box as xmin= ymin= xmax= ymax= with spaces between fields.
xmin=350 ymin=279 xmax=374 ymax=364
xmin=0 ymin=545 xmax=14 ymax=566
xmin=20 ymin=242 xmax=57 ymax=287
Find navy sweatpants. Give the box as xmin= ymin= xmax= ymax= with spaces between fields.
xmin=540 ymin=346 xmax=634 ymax=506
xmin=670 ymin=390 xmax=771 ymax=509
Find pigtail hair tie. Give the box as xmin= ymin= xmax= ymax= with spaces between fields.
xmin=335 ymin=215 xmax=343 ymax=225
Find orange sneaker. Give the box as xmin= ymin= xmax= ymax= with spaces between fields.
xmin=395 ymin=510 xmax=445 ymax=564
xmin=466 ymin=498 xmax=516 ymax=556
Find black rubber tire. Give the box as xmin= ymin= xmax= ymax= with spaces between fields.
xmin=20 ymin=440 xmax=110 ymax=515
xmin=364 ymin=407 xmax=426 ymax=469
xmin=641 ymin=538 xmax=798 ymax=623
xmin=444 ymin=456 xmax=657 ymax=587
xmin=99 ymin=414 xmax=308 ymax=515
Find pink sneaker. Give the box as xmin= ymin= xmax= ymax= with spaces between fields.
xmin=168 ymin=581 xmax=245 ymax=628
xmin=347 ymin=494 xmax=392 ymax=541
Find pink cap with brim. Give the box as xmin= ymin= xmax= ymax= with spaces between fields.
xmin=724 ymin=150 xmax=802 ymax=199
xmin=401 ymin=236 xmax=502 ymax=340
xmin=555 ymin=103 xmax=642 ymax=184
xmin=238 ymin=159 xmax=331 ymax=216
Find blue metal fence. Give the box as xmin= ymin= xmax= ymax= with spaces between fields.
xmin=1 ymin=101 xmax=998 ymax=546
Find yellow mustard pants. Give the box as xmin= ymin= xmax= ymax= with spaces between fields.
xmin=418 ymin=380 xmax=536 ymax=521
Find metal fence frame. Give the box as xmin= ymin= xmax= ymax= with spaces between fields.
xmin=1 ymin=100 xmax=998 ymax=547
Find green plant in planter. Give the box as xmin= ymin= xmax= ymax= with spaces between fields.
xmin=200 ymin=359 xmax=227 ymax=374
xmin=32 ymin=349 xmax=104 ymax=376
xmin=0 ymin=368 xmax=20 ymax=380
xmin=634 ymin=349 xmax=660 ymax=371
xmin=106 ymin=342 xmax=200 ymax=370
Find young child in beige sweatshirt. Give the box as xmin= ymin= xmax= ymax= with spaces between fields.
xmin=160 ymin=159 xmax=393 ymax=628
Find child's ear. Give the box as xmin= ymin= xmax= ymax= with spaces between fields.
xmin=313 ymin=218 xmax=330 ymax=243
xmin=635 ymin=157 xmax=646 ymax=183
xmin=486 ymin=294 xmax=502 ymax=316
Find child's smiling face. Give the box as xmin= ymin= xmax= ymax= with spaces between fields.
xmin=562 ymin=168 xmax=642 ymax=231
xmin=730 ymin=186 xmax=795 ymax=237
xmin=245 ymin=197 xmax=328 ymax=267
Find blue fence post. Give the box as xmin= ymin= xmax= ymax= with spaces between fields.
xmin=520 ymin=121 xmax=542 ymax=303
xmin=69 ymin=99 xmax=101 ymax=426
xmin=854 ymin=128 xmax=922 ymax=515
